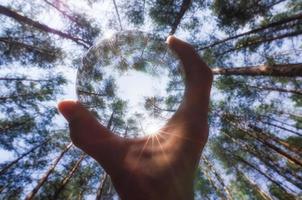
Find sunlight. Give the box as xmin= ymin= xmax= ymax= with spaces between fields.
xmin=77 ymin=31 xmax=180 ymax=138
xmin=1 ymin=0 xmax=301 ymax=199
xmin=143 ymin=119 xmax=162 ymax=136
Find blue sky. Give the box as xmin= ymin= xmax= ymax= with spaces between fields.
xmin=1 ymin=0 xmax=301 ymax=198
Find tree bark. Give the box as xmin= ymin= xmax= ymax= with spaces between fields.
xmin=216 ymin=29 xmax=302 ymax=57
xmin=0 ymin=77 xmax=53 ymax=82
xmin=239 ymin=126 xmax=302 ymax=167
xmin=198 ymin=12 xmax=302 ymax=50
xmin=260 ymin=115 xmax=298 ymax=130
xmin=250 ymin=148 xmax=302 ymax=189
xmin=0 ymin=138 xmax=50 ymax=176
xmin=0 ymin=5 xmax=90 ymax=48
xmin=225 ymin=117 xmax=302 ymax=168
xmin=0 ymin=37 xmax=57 ymax=57
xmin=230 ymin=152 xmax=296 ymax=195
xmin=249 ymin=124 xmax=302 ymax=155
xmin=52 ymin=154 xmax=86 ymax=199
xmin=43 ymin=0 xmax=78 ymax=24
xmin=202 ymin=155 xmax=234 ymax=200
xmin=281 ymin=111 xmax=302 ymax=120
xmin=112 ymin=0 xmax=122 ymax=30
xmin=77 ymin=189 xmax=84 ymax=200
xmin=169 ymin=0 xmax=192 ymax=35
xmin=95 ymin=113 xmax=114 ymax=200
xmin=202 ymin=166 xmax=227 ymax=200
xmin=260 ymin=121 xmax=302 ymax=137
xmin=25 ymin=142 xmax=73 ymax=200
xmin=0 ymin=118 xmax=31 ymax=132
xmin=95 ymin=173 xmax=109 ymax=200
xmin=235 ymin=167 xmax=273 ymax=200
xmin=0 ymin=91 xmax=52 ymax=101
xmin=77 ymin=90 xmax=107 ymax=97
xmin=223 ymin=131 xmax=302 ymax=189
xmin=249 ymin=84 xmax=302 ymax=96
xmin=212 ymin=63 xmax=302 ymax=77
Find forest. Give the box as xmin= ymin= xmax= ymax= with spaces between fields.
xmin=0 ymin=0 xmax=301 ymax=199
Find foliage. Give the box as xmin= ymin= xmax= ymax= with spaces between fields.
xmin=0 ymin=0 xmax=301 ymax=199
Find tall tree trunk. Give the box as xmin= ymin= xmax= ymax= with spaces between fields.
xmin=0 ymin=77 xmax=53 ymax=82
xmin=237 ymin=125 xmax=302 ymax=167
xmin=0 ymin=184 xmax=6 ymax=193
xmin=225 ymin=117 xmax=302 ymax=167
xmin=216 ymin=29 xmax=302 ymax=57
xmin=169 ymin=0 xmax=192 ymax=35
xmin=235 ymin=167 xmax=273 ymax=200
xmin=250 ymin=148 xmax=302 ymax=189
xmin=259 ymin=120 xmax=302 ymax=137
xmin=0 ymin=91 xmax=52 ymax=101
xmin=202 ymin=167 xmax=227 ymax=200
xmin=112 ymin=0 xmax=122 ymax=30
xmin=0 ymin=37 xmax=57 ymax=56
xmin=43 ymin=0 xmax=78 ymax=24
xmin=77 ymin=189 xmax=84 ymax=200
xmin=25 ymin=142 xmax=73 ymax=200
xmin=0 ymin=5 xmax=90 ymax=48
xmin=212 ymin=63 xmax=302 ymax=77
xmin=202 ymin=155 xmax=234 ymax=200
xmin=249 ymin=84 xmax=302 ymax=96
xmin=265 ymin=0 xmax=287 ymax=9
xmin=222 ymin=131 xmax=302 ymax=186
xmin=272 ymin=109 xmax=302 ymax=119
xmin=260 ymin=115 xmax=299 ymax=131
xmin=249 ymin=124 xmax=302 ymax=154
xmin=95 ymin=112 xmax=114 ymax=200
xmin=77 ymin=90 xmax=107 ymax=97
xmin=198 ymin=12 xmax=302 ymax=50
xmin=51 ymin=153 xmax=86 ymax=199
xmin=0 ymin=138 xmax=50 ymax=176
xmin=229 ymin=151 xmax=296 ymax=195
xmin=95 ymin=173 xmax=109 ymax=200
xmin=124 ymin=126 xmax=128 ymax=138
xmin=0 ymin=118 xmax=31 ymax=132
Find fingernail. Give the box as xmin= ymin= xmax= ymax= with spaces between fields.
xmin=57 ymin=100 xmax=78 ymax=122
xmin=166 ymin=35 xmax=174 ymax=44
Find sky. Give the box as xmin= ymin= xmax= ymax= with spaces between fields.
xmin=1 ymin=0 xmax=301 ymax=198
xmin=0 ymin=0 xmax=180 ymax=160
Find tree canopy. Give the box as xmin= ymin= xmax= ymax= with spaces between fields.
xmin=0 ymin=0 xmax=301 ymax=199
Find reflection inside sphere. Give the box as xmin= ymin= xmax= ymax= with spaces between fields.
xmin=76 ymin=31 xmax=184 ymax=138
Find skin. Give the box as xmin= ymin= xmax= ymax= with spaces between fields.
xmin=58 ymin=36 xmax=213 ymax=200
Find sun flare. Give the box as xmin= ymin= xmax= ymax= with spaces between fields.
xmin=141 ymin=118 xmax=165 ymax=136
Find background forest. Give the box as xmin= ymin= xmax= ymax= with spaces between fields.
xmin=0 ymin=0 xmax=301 ymax=199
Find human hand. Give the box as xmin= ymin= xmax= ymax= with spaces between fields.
xmin=58 ymin=36 xmax=213 ymax=200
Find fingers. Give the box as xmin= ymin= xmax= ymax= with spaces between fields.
xmin=166 ymin=35 xmax=212 ymax=107
xmin=58 ymin=100 xmax=85 ymax=123
xmin=57 ymin=100 xmax=116 ymax=157
xmin=166 ymin=36 xmax=212 ymax=140
xmin=166 ymin=36 xmax=212 ymax=88
xmin=167 ymin=35 xmax=201 ymax=68
xmin=58 ymin=100 xmax=126 ymax=174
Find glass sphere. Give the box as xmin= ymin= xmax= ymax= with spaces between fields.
xmin=76 ymin=30 xmax=184 ymax=137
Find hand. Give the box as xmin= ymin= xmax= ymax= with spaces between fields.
xmin=58 ymin=36 xmax=213 ymax=200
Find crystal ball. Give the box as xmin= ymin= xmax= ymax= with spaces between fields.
xmin=76 ymin=30 xmax=184 ymax=137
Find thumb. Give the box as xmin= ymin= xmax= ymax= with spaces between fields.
xmin=166 ymin=35 xmax=212 ymax=87
xmin=58 ymin=100 xmax=125 ymax=175
xmin=167 ymin=35 xmax=202 ymax=68
xmin=57 ymin=100 xmax=113 ymax=153
xmin=165 ymin=36 xmax=212 ymax=138
xmin=58 ymin=100 xmax=83 ymax=123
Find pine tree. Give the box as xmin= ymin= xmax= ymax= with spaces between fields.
xmin=25 ymin=142 xmax=73 ymax=200
xmin=0 ymin=0 xmax=302 ymax=199
xmin=0 ymin=5 xmax=91 ymax=48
